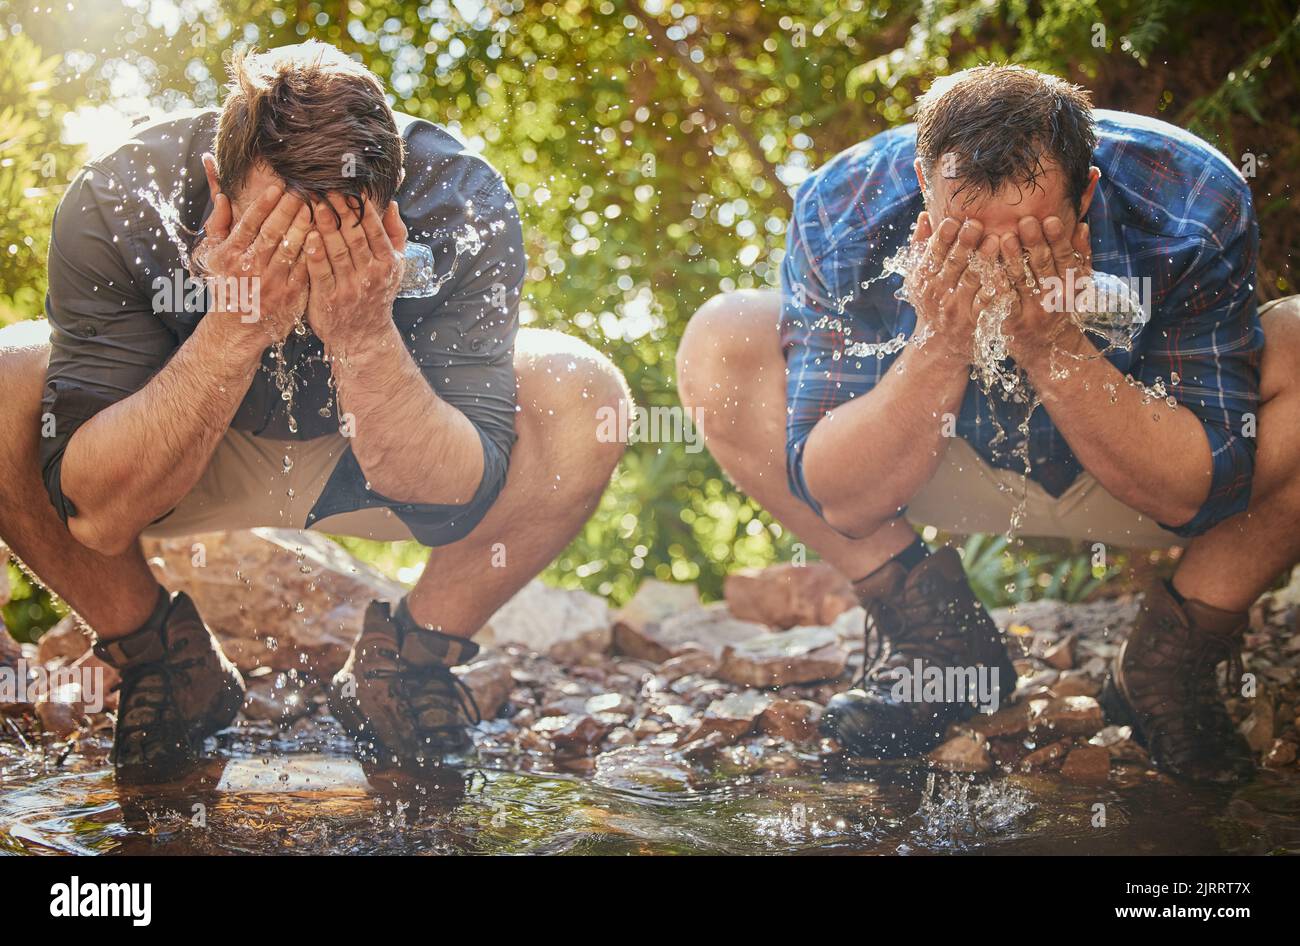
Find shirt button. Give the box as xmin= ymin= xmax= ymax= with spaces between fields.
xmin=78 ymin=323 xmax=97 ymax=338
xmin=470 ymin=338 xmax=482 ymax=351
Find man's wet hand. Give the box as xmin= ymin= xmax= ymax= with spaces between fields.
xmin=906 ymin=213 xmax=997 ymax=366
xmin=1000 ymin=215 xmax=1092 ymax=363
xmin=303 ymin=194 xmax=408 ymax=359
xmin=195 ymin=158 xmax=310 ymax=345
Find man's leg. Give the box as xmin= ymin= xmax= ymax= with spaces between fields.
xmin=324 ymin=328 xmax=631 ymax=763
xmin=676 ymin=290 xmax=917 ymax=582
xmin=1101 ymin=297 xmax=1300 ymax=783
xmin=677 ymin=291 xmax=1014 ymax=758
xmin=0 ymin=321 xmax=243 ymax=779
xmin=1171 ymin=297 xmax=1300 ymax=610
xmin=402 ymin=328 xmax=631 ymax=635
xmin=0 ymin=322 xmax=161 ymax=637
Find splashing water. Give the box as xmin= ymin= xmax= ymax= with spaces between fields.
xmin=914 ymin=772 xmax=1033 ymax=847
xmin=819 ymin=225 xmax=1164 ymax=537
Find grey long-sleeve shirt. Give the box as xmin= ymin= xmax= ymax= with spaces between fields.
xmin=41 ymin=108 xmax=524 ymax=546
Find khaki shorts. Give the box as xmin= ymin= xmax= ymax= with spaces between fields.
xmin=141 ymin=429 xmax=418 ymax=542
xmin=904 ymin=437 xmax=1185 ymax=548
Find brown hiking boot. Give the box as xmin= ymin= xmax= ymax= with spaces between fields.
xmin=327 ymin=601 xmax=481 ymax=768
xmin=821 ymin=546 xmax=1016 ymax=757
xmin=1101 ymin=580 xmax=1255 ymax=783
xmin=93 ymin=590 xmax=245 ymax=783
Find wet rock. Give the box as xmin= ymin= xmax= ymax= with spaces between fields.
xmin=35 ymin=616 xmax=93 ymax=666
xmin=962 ymin=704 xmax=1030 ymax=739
xmin=1239 ymin=696 xmax=1275 ymax=753
xmin=605 ymin=726 xmax=636 ymax=748
xmin=454 ymin=656 xmax=515 ymax=720
xmin=928 ymin=732 xmax=992 ymax=773
xmin=716 ymin=625 xmax=848 ymax=687
xmin=0 ymin=622 xmax=23 ymax=669
xmin=723 ymin=562 xmax=856 ymax=630
xmin=144 ymin=529 xmax=403 ymax=679
xmin=611 ymin=579 xmax=700 ymax=654
xmin=1029 ymin=696 xmax=1104 ymax=738
xmin=1012 ymin=668 xmax=1059 ymax=701
xmin=1042 ymin=634 xmax=1076 ymax=671
xmin=656 ymin=651 xmax=719 ymax=684
xmin=1263 ymin=739 xmax=1296 ymax=768
xmin=758 ymin=699 xmax=822 ymax=743
xmin=476 ymin=580 xmax=611 ymax=663
xmin=1020 ymin=738 xmax=1072 ymax=771
xmin=36 ymin=699 xmax=87 ymax=738
xmin=1048 ymin=669 xmax=1102 ymax=698
xmin=681 ymin=690 xmax=772 ymax=745
xmin=530 ymin=714 xmax=609 ymax=755
xmin=585 ymin=692 xmax=635 ymax=717
xmin=616 ymin=604 xmax=767 ymax=663
xmin=1061 ymin=745 xmax=1110 ymax=784
xmin=1088 ymin=724 xmax=1146 ymax=762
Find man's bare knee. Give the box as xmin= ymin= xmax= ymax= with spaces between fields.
xmin=1261 ymin=296 xmax=1300 ymax=401
xmin=0 ymin=323 xmax=51 ymax=457
xmin=677 ymin=289 xmax=780 ymax=414
xmin=515 ymin=328 xmax=631 ymax=481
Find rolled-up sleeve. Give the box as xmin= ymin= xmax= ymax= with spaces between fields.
xmin=40 ymin=167 xmax=172 ymax=524
xmin=390 ymin=154 xmax=524 ymax=541
xmin=1138 ymin=190 xmax=1263 ymax=537
xmin=780 ymin=187 xmax=892 ymax=517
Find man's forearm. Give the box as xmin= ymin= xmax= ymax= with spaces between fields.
xmin=61 ymin=315 xmax=267 ymax=553
xmin=802 ymin=342 xmax=969 ymax=538
xmin=329 ymin=320 xmax=484 ymax=505
xmin=1021 ymin=323 xmax=1212 ymax=526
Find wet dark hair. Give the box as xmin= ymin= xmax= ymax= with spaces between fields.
xmin=915 ymin=64 xmax=1097 ymax=211
xmin=215 ymin=40 xmax=404 ymax=225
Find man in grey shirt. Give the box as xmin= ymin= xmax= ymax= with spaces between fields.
xmin=0 ymin=41 xmax=629 ymax=779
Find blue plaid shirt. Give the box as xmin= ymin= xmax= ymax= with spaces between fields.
xmin=780 ymin=109 xmax=1262 ymax=538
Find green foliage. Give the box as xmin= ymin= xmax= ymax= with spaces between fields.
xmin=0 ymin=32 xmax=72 ymax=326
xmin=1 ymin=0 xmax=1295 ymax=623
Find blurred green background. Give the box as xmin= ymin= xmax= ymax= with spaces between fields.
xmin=2 ymin=0 xmax=1296 ymax=640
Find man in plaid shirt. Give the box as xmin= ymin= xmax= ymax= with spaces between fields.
xmin=678 ymin=65 xmax=1299 ymax=782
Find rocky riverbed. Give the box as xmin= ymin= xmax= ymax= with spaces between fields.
xmin=2 ymin=530 xmax=1298 ymax=854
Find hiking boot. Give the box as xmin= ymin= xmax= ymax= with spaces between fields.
xmin=94 ymin=590 xmax=245 ymax=783
xmin=821 ymin=546 xmax=1016 ymax=758
xmin=1100 ymin=580 xmax=1255 ymax=783
xmin=327 ymin=601 xmax=481 ymax=767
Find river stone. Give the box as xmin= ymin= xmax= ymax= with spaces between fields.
xmin=615 ymin=603 xmax=767 ymax=663
xmin=612 ymin=579 xmax=700 ymax=653
xmin=961 ymin=703 xmax=1031 ymax=739
xmin=1028 ymin=695 xmax=1104 ymax=737
xmin=723 ymin=561 xmax=857 ymax=630
xmin=475 ymin=580 xmax=611 ymax=663
xmin=143 ymin=529 xmax=405 ymax=680
xmin=1239 ymin=695 xmax=1275 ymax=753
xmin=758 ymin=698 xmax=822 ymax=742
xmin=928 ymin=731 xmax=993 ymax=773
xmin=454 ymin=655 xmax=515 ymax=720
xmin=1263 ymin=739 xmax=1296 ymax=768
xmin=36 ymin=615 xmax=93 ymax=666
xmin=716 ymin=624 xmax=848 ymax=687
xmin=681 ymin=689 xmax=772 ymax=745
